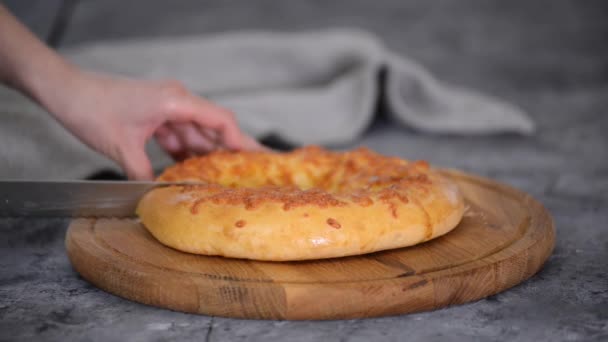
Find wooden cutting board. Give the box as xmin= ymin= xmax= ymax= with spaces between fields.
xmin=65 ymin=170 xmax=555 ymax=320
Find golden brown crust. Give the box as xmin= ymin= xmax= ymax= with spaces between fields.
xmin=136 ymin=146 xmax=465 ymax=261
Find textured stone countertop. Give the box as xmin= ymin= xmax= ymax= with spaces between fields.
xmin=1 ymin=1 xmax=607 ymax=341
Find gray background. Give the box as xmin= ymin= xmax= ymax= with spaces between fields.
xmin=1 ymin=0 xmax=607 ymax=341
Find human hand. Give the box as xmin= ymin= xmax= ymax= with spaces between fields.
xmin=0 ymin=5 xmax=263 ymax=180
xmin=47 ymin=70 xmax=264 ymax=180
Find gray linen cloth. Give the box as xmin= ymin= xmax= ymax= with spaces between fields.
xmin=0 ymin=29 xmax=534 ymax=179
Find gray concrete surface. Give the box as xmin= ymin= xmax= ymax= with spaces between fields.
xmin=1 ymin=1 xmax=607 ymax=341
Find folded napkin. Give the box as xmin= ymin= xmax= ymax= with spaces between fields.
xmin=0 ymin=28 xmax=533 ymax=179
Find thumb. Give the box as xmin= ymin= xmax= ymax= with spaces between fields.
xmin=242 ymin=134 xmax=270 ymax=151
xmin=118 ymin=143 xmax=154 ymax=181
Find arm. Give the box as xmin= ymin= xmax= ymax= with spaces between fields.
xmin=0 ymin=5 xmax=263 ymax=180
xmin=0 ymin=5 xmax=75 ymax=102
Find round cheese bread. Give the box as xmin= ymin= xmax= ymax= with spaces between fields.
xmin=136 ymin=146 xmax=465 ymax=261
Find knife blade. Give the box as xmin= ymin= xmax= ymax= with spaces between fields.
xmin=0 ymin=180 xmax=191 ymax=218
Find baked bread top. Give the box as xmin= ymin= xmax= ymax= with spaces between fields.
xmin=136 ymin=146 xmax=465 ymax=261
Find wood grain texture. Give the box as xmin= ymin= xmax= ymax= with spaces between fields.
xmin=65 ymin=170 xmax=555 ymax=320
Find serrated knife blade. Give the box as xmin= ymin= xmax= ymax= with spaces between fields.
xmin=0 ymin=180 xmax=189 ymax=218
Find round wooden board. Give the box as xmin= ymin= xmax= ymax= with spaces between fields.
xmin=65 ymin=170 xmax=555 ymax=320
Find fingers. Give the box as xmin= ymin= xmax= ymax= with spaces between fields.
xmin=241 ymin=133 xmax=269 ymax=151
xmin=118 ymin=143 xmax=154 ymax=181
xmin=155 ymin=123 xmax=220 ymax=161
xmin=154 ymin=127 xmax=187 ymax=161
xmin=166 ymin=93 xmax=254 ymax=150
xmin=174 ymin=123 xmax=217 ymax=153
xmin=157 ymin=81 xmax=266 ymax=157
xmin=198 ymin=127 xmax=219 ymax=145
xmin=154 ymin=124 xmax=181 ymax=151
xmin=190 ymin=105 xmax=244 ymax=150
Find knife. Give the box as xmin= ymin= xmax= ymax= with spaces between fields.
xmin=0 ymin=180 xmax=191 ymax=218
